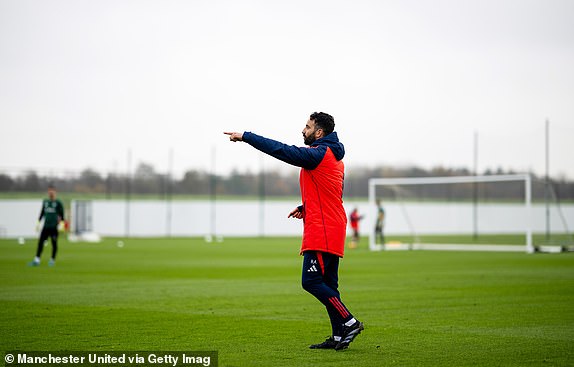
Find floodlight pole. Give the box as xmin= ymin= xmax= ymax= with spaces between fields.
xmin=210 ymin=145 xmax=217 ymax=239
xmin=545 ymin=119 xmax=550 ymax=241
xmin=125 ymin=149 xmax=132 ymax=238
xmin=259 ymin=153 xmax=265 ymax=237
xmin=166 ymin=148 xmax=173 ymax=237
xmin=106 ymin=172 xmax=112 ymax=199
xmin=473 ymin=131 xmax=478 ymax=240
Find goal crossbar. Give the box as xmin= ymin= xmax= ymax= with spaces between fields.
xmin=368 ymin=174 xmax=533 ymax=253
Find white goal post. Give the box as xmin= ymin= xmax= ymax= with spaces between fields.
xmin=368 ymin=174 xmax=534 ymax=253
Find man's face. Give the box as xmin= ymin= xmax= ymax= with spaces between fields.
xmin=48 ymin=188 xmax=56 ymax=200
xmin=302 ymin=119 xmax=321 ymax=146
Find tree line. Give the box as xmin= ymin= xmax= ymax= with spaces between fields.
xmin=1 ymin=163 xmax=573 ymax=201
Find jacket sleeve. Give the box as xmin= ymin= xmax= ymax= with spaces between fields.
xmin=38 ymin=201 xmax=45 ymax=221
xmin=243 ymin=132 xmax=325 ymax=170
xmin=58 ymin=201 xmax=65 ymax=220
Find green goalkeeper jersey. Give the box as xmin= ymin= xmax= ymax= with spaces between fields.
xmin=39 ymin=199 xmax=64 ymax=229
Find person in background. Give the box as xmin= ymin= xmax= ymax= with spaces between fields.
xmin=349 ymin=208 xmax=363 ymax=249
xmin=375 ymin=199 xmax=385 ymax=245
xmin=29 ymin=184 xmax=64 ymax=267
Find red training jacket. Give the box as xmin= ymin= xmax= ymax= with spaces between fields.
xmin=243 ymin=131 xmax=348 ymax=257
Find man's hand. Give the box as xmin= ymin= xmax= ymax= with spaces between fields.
xmin=288 ymin=206 xmax=303 ymax=219
xmin=224 ymin=131 xmax=244 ymax=142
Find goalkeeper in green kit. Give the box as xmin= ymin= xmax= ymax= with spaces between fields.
xmin=29 ymin=185 xmax=65 ymax=267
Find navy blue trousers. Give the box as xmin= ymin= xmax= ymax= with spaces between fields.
xmin=36 ymin=227 xmax=58 ymax=259
xmin=301 ymin=251 xmax=354 ymax=337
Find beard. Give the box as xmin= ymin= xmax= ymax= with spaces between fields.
xmin=303 ymin=130 xmax=317 ymax=146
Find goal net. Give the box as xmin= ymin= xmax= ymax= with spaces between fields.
xmin=368 ymin=174 xmax=573 ymax=253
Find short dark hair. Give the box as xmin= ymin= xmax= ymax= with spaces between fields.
xmin=310 ymin=112 xmax=335 ymax=136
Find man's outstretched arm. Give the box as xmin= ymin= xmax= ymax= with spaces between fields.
xmin=224 ymin=131 xmax=324 ymax=169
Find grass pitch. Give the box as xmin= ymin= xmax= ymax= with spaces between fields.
xmin=1 ymin=237 xmax=573 ymax=366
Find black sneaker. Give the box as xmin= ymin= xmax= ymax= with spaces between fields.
xmin=335 ymin=321 xmax=364 ymax=351
xmin=309 ymin=336 xmax=338 ymax=349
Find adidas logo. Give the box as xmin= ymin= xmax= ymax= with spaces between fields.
xmin=307 ymin=265 xmax=318 ymax=272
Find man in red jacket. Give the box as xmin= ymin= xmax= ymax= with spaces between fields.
xmin=225 ymin=112 xmax=363 ymax=351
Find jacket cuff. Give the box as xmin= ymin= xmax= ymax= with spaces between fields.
xmin=242 ymin=131 xmax=252 ymax=143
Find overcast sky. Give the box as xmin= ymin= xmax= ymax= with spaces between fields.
xmin=1 ymin=0 xmax=573 ymax=180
